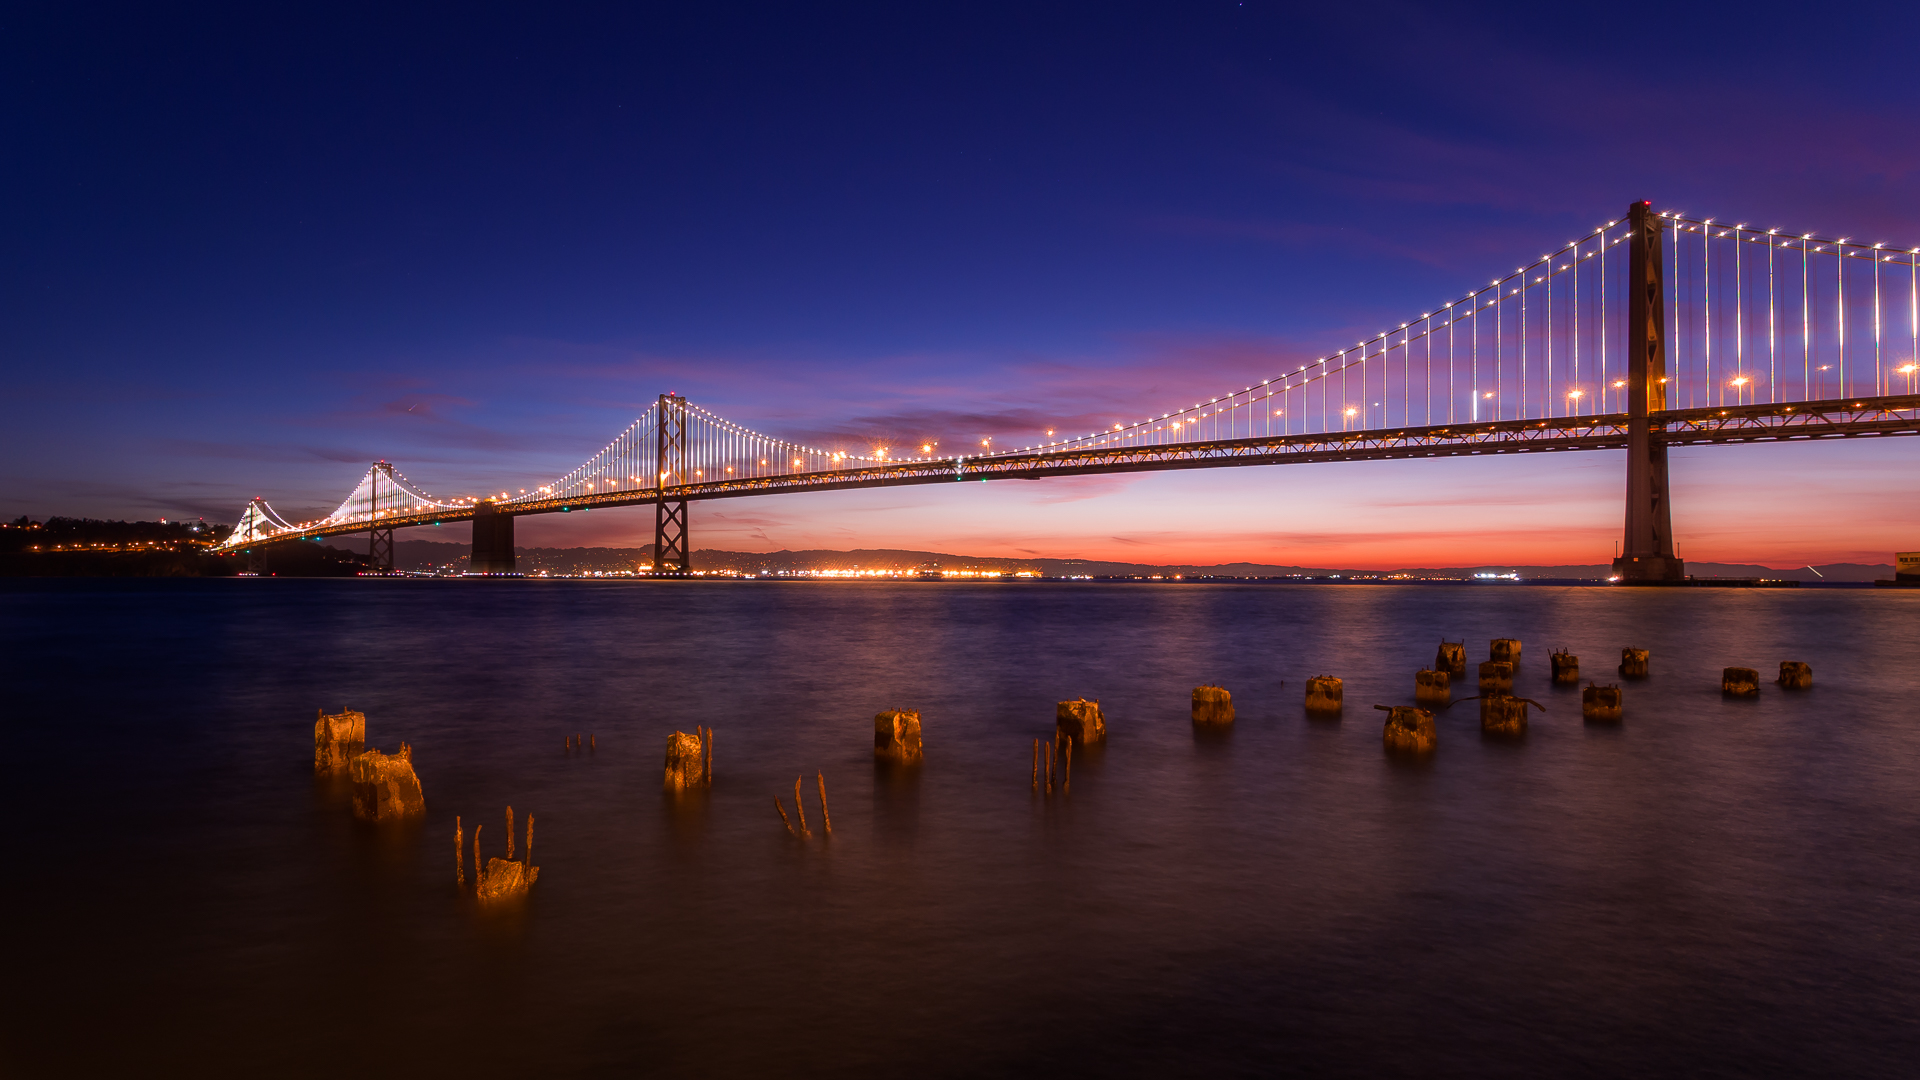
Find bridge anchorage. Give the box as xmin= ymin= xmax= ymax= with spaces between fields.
xmin=220 ymin=201 xmax=1920 ymax=580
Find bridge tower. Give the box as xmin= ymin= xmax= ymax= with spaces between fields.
xmin=654 ymin=393 xmax=691 ymax=574
xmin=367 ymin=462 xmax=395 ymax=573
xmin=468 ymin=499 xmax=517 ymax=575
xmin=1612 ymin=200 xmax=1685 ymax=584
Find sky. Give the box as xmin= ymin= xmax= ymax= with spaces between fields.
xmin=3 ymin=1 xmax=1917 ymax=567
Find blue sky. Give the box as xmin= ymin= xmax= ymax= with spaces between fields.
xmin=4 ymin=2 xmax=1916 ymax=564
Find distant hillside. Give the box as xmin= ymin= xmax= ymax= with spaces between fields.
xmin=391 ymin=540 xmax=1894 ymax=582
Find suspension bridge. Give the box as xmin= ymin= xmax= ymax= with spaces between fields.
xmin=224 ymin=202 xmax=1920 ymax=582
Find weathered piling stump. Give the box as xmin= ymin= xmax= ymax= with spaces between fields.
xmin=1490 ymin=638 xmax=1523 ymax=666
xmin=1550 ymin=649 xmax=1580 ymax=684
xmin=1722 ymin=667 xmax=1761 ymax=696
xmin=313 ymin=708 xmax=366 ymax=773
xmin=1304 ymin=675 xmax=1344 ymax=714
xmin=1377 ymin=705 xmax=1435 ymax=754
xmin=1435 ymin=641 xmax=1467 ymax=677
xmin=1479 ymin=694 xmax=1536 ymax=737
xmin=874 ymin=709 xmax=923 ymax=764
xmin=1191 ymin=686 xmax=1234 ymax=725
xmin=1414 ymin=669 xmax=1451 ymax=706
xmin=477 ymin=857 xmax=538 ymax=901
xmin=1619 ymin=648 xmax=1650 ymax=678
xmin=1055 ymin=699 xmax=1107 ymax=744
xmin=348 ymin=743 xmax=426 ymax=821
xmin=663 ymin=730 xmax=710 ymax=792
xmin=1478 ymin=660 xmax=1514 ymax=693
xmin=1582 ymin=683 xmax=1623 ymax=722
xmin=1777 ymin=662 xmax=1813 ymax=689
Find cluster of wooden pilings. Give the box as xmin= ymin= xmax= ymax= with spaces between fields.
xmin=314 ymin=708 xmax=427 ymax=822
xmin=456 ymin=805 xmax=538 ymax=901
xmin=775 ymin=773 xmax=831 ymax=840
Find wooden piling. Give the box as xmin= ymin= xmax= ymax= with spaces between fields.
xmin=703 ymin=726 xmax=712 ymax=784
xmin=1582 ymin=683 xmax=1623 ymax=722
xmin=1063 ymin=738 xmax=1071 ymax=795
xmin=456 ymin=815 xmax=464 ymax=886
xmin=506 ymin=806 xmax=514 ymax=860
xmin=1778 ymin=661 xmax=1813 ymax=689
xmin=1550 ymin=649 xmax=1580 ymax=684
xmin=1305 ymin=675 xmax=1344 ymax=714
xmin=589 ymin=734 xmax=595 ymax=752
xmin=1031 ymin=740 xmax=1039 ymax=790
xmin=1045 ymin=740 xmax=1054 ymax=794
xmin=473 ymin=825 xmax=483 ymax=890
xmin=794 ymin=777 xmax=811 ymax=836
xmin=524 ymin=813 xmax=534 ymax=870
xmin=817 ymin=772 xmax=831 ymax=834
xmin=1722 ymin=667 xmax=1761 ymax=696
xmin=1619 ymin=648 xmax=1650 ymax=678
xmin=774 ymin=796 xmax=795 ymax=836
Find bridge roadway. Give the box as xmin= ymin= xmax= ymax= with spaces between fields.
xmin=285 ymin=393 xmax=1920 ymax=544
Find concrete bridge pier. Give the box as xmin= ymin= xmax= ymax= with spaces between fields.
xmin=468 ymin=500 xmax=517 ymax=575
xmin=1613 ymin=199 xmax=1686 ymax=584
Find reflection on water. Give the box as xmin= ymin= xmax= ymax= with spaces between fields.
xmin=7 ymin=579 xmax=1920 ymax=1077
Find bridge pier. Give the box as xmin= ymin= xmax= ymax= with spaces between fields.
xmin=1613 ymin=200 xmax=1685 ymax=584
xmin=468 ymin=501 xmax=517 ymax=575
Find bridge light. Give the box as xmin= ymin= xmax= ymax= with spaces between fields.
xmin=1613 ymin=380 xmax=1627 ymax=388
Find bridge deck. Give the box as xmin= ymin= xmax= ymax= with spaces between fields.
xmin=261 ymin=394 xmax=1920 ymax=544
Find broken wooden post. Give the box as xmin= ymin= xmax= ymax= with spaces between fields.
xmin=1550 ymin=650 xmax=1579 ymax=684
xmin=473 ymin=825 xmax=483 ymax=890
xmin=1304 ymin=675 xmax=1343 ymax=714
xmin=348 ymin=742 xmax=426 ymax=821
xmin=1777 ymin=662 xmax=1813 ymax=689
xmin=1491 ymin=638 xmax=1522 ymax=666
xmin=1435 ymin=641 xmax=1467 ymax=677
xmin=1619 ymin=648 xmax=1650 ymax=678
xmin=1478 ymin=660 xmax=1513 ymax=694
xmin=524 ymin=814 xmax=533 ymax=870
xmin=1414 ymin=669 xmax=1451 ymax=706
xmin=1377 ymin=705 xmax=1435 ymax=754
xmin=793 ymin=776 xmax=811 ymax=836
xmin=1582 ymin=683 xmax=1623 ymax=722
xmin=663 ymin=731 xmax=708 ymax=792
xmin=456 ymin=816 xmax=464 ymax=886
xmin=1191 ymin=685 xmax=1234 ymax=724
xmin=817 ymin=772 xmax=831 ymax=833
xmin=702 ymin=726 xmax=713 ymax=783
xmin=1063 ymin=738 xmax=1072 ymax=794
xmin=1031 ymin=740 xmax=1039 ymax=790
xmin=774 ymin=796 xmax=795 ymax=836
xmin=1722 ymin=667 xmax=1761 ymax=696
xmin=1045 ymin=740 xmax=1054 ymax=794
xmin=874 ymin=709 xmax=923 ymax=764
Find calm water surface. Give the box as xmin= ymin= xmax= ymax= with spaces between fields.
xmin=6 ymin=579 xmax=1919 ymax=1078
